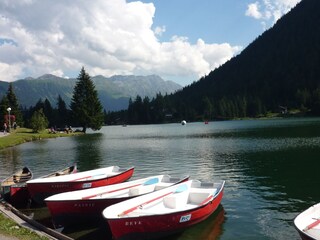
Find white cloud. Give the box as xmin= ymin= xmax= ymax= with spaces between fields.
xmin=0 ymin=62 xmax=23 ymax=81
xmin=246 ymin=2 xmax=263 ymax=19
xmin=154 ymin=26 xmax=166 ymax=36
xmin=246 ymin=0 xmax=301 ymax=26
xmin=0 ymin=0 xmax=241 ymax=85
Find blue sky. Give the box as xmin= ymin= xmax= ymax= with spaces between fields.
xmin=132 ymin=0 xmax=261 ymax=46
xmin=0 ymin=0 xmax=301 ymax=86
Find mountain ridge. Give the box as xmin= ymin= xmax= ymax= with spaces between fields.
xmin=0 ymin=74 xmax=182 ymax=111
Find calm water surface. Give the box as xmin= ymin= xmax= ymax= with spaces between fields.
xmin=1 ymin=118 xmax=320 ymax=240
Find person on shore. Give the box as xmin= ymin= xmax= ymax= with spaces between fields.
xmin=3 ymin=123 xmax=7 ymax=134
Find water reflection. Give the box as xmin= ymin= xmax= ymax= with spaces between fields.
xmin=0 ymin=147 xmax=23 ymax=178
xmin=62 ymin=206 xmax=225 ymax=240
xmin=72 ymin=133 xmax=104 ymax=170
xmin=171 ymin=206 xmax=225 ymax=240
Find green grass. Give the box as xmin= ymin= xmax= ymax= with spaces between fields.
xmin=0 ymin=213 xmax=48 ymax=240
xmin=0 ymin=128 xmax=83 ymax=149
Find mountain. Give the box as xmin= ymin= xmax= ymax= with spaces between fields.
xmin=0 ymin=74 xmax=182 ymax=111
xmin=169 ymin=0 xmax=320 ymax=118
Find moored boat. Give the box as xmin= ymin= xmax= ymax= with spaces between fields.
xmin=294 ymin=203 xmax=320 ymax=240
xmin=45 ymin=174 xmax=189 ymax=227
xmin=103 ymin=179 xmax=225 ymax=240
xmin=0 ymin=167 xmax=33 ymax=202
xmin=39 ymin=164 xmax=77 ymax=178
xmin=10 ymin=164 xmax=77 ymax=205
xmin=27 ymin=166 xmax=134 ymax=204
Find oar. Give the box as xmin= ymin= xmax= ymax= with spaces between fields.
xmin=71 ymin=173 xmax=107 ymax=181
xmin=303 ymin=218 xmax=320 ymax=231
xmin=82 ymin=177 xmax=159 ymax=200
xmin=118 ymin=184 xmax=188 ymax=217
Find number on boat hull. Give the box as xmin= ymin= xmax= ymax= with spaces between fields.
xmin=180 ymin=214 xmax=191 ymax=223
xmin=82 ymin=183 xmax=92 ymax=188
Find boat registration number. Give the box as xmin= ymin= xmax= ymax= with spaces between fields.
xmin=82 ymin=183 xmax=92 ymax=188
xmin=180 ymin=214 xmax=191 ymax=223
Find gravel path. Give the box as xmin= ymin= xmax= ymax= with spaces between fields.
xmin=0 ymin=132 xmax=10 ymax=137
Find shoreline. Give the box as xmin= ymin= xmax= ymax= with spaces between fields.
xmin=0 ymin=128 xmax=83 ymax=150
xmin=0 ymin=200 xmax=74 ymax=240
xmin=0 ymin=201 xmax=54 ymax=240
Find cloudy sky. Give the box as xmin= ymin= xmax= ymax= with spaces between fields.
xmin=0 ymin=0 xmax=301 ymax=86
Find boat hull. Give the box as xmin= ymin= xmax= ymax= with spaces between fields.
xmin=46 ymin=175 xmax=189 ymax=227
xmin=0 ymin=186 xmax=10 ymax=201
xmin=28 ymin=167 xmax=134 ymax=204
xmin=296 ymin=231 xmax=317 ymax=240
xmin=107 ymin=187 xmax=223 ymax=240
xmin=48 ymin=197 xmax=131 ymax=227
xmin=1 ymin=167 xmax=33 ymax=203
xmin=9 ymin=184 xmax=30 ymax=206
xmin=294 ymin=203 xmax=320 ymax=240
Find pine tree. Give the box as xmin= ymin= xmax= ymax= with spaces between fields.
xmin=70 ymin=67 xmax=104 ymax=133
xmin=202 ymin=96 xmax=213 ymax=120
xmin=6 ymin=83 xmax=23 ymax=127
xmin=43 ymin=98 xmax=54 ymax=126
xmin=56 ymin=95 xmax=69 ymax=128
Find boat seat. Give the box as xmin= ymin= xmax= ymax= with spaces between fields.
xmin=154 ymin=183 xmax=172 ymax=191
xmin=188 ymin=192 xmax=211 ymax=205
xmin=163 ymin=192 xmax=189 ymax=209
xmin=129 ymin=185 xmax=155 ymax=196
xmin=13 ymin=173 xmax=31 ymax=183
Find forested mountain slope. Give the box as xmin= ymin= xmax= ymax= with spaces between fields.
xmin=171 ymin=0 xmax=320 ymax=118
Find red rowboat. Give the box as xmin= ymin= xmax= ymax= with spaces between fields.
xmin=45 ymin=174 xmax=189 ymax=227
xmin=27 ymin=166 xmax=134 ymax=204
xmin=38 ymin=164 xmax=77 ymax=178
xmin=10 ymin=164 xmax=77 ymax=206
xmin=0 ymin=167 xmax=33 ymax=202
xmin=294 ymin=203 xmax=320 ymax=240
xmin=103 ymin=179 xmax=225 ymax=240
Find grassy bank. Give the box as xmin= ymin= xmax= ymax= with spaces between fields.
xmin=0 ymin=128 xmax=83 ymax=150
xmin=0 ymin=213 xmax=48 ymax=240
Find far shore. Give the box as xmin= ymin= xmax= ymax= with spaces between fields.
xmin=0 ymin=127 xmax=83 ymax=150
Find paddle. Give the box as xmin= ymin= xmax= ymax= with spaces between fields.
xmin=82 ymin=177 xmax=159 ymax=200
xmin=118 ymin=184 xmax=188 ymax=217
xmin=71 ymin=173 xmax=107 ymax=181
xmin=303 ymin=218 xmax=320 ymax=231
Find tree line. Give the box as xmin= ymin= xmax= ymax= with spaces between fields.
xmin=104 ymin=86 xmax=320 ymax=125
xmin=0 ymin=67 xmax=104 ymax=133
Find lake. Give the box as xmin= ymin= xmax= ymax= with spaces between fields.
xmin=1 ymin=117 xmax=320 ymax=240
